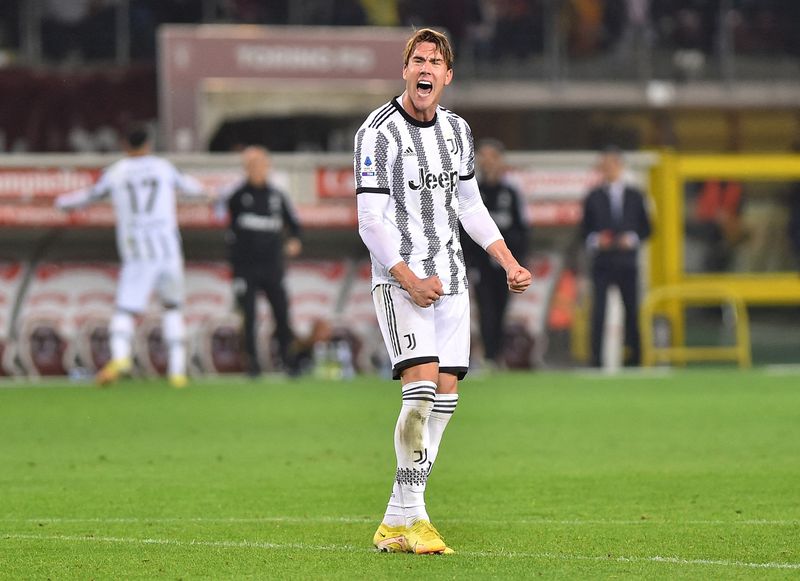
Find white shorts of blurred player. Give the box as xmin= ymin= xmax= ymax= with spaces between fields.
xmin=116 ymin=258 xmax=185 ymax=312
xmin=372 ymin=284 xmax=470 ymax=381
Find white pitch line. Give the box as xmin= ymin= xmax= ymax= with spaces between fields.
xmin=763 ymin=364 xmax=800 ymax=377
xmin=3 ymin=516 xmax=798 ymax=527
xmin=3 ymin=533 xmax=799 ymax=571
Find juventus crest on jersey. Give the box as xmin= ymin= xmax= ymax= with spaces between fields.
xmin=354 ymin=97 xmax=475 ymax=295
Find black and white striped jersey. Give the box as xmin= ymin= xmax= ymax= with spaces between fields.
xmin=354 ymin=97 xmax=475 ymax=295
xmin=81 ymin=156 xmax=203 ymax=263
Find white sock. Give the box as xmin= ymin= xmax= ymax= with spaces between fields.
xmin=382 ymin=482 xmax=405 ymax=528
xmin=109 ymin=311 xmax=134 ymax=363
xmin=427 ymin=393 xmax=459 ymax=473
xmin=163 ymin=309 xmax=186 ymax=377
xmin=383 ymin=380 xmax=436 ymax=527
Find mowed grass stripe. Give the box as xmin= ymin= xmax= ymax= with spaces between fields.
xmin=5 ymin=533 xmax=800 ymax=571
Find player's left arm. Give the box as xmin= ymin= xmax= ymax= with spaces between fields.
xmin=170 ymin=164 xmax=208 ymax=199
xmin=456 ymin=117 xmax=531 ymax=293
xmin=459 ymin=177 xmax=531 ymax=293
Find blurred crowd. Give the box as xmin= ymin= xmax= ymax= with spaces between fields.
xmin=1 ymin=0 xmax=799 ymax=66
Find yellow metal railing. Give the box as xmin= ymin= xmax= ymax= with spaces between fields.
xmin=641 ymin=285 xmax=752 ymax=368
xmin=648 ymin=151 xmax=800 ymax=302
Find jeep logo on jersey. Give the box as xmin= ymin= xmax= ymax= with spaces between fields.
xmin=408 ymin=168 xmax=459 ymax=192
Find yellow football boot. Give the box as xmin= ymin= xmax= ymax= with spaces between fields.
xmin=404 ymin=520 xmax=451 ymax=555
xmin=373 ymin=523 xmax=407 ymax=553
xmin=169 ymin=374 xmax=189 ymax=389
xmin=95 ymin=358 xmax=132 ymax=387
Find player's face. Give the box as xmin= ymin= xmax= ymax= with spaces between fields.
xmin=402 ymin=42 xmax=452 ymax=122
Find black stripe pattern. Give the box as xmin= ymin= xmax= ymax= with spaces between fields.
xmin=374 ymin=131 xmax=390 ymax=192
xmin=402 ymin=381 xmax=436 ymax=403
xmin=396 ymin=466 xmax=428 ymax=487
xmin=434 ymin=121 xmax=462 ymax=294
xmin=381 ymin=285 xmax=401 ymax=357
xmin=432 ymin=395 xmax=458 ymax=415
xmin=387 ymin=121 xmax=413 ymax=261
xmin=369 ymin=102 xmax=394 ymax=129
xmin=408 ymin=125 xmax=440 ymax=277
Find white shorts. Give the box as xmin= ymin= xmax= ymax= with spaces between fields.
xmin=116 ymin=259 xmax=185 ymax=313
xmin=372 ymin=284 xmax=470 ymax=380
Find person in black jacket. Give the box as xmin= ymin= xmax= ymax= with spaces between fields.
xmin=461 ymin=139 xmax=529 ymax=368
xmin=223 ymin=146 xmax=302 ymax=376
xmin=580 ymin=147 xmax=651 ymax=367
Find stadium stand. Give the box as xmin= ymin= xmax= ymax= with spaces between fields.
xmin=484 ymin=252 xmax=563 ymax=369
xmin=11 ymin=262 xmax=117 ymax=377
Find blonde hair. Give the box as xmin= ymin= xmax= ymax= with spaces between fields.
xmin=402 ymin=28 xmax=454 ymax=70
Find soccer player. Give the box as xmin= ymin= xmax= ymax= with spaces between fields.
xmin=55 ymin=125 xmax=205 ymax=388
xmin=354 ymin=28 xmax=532 ymax=554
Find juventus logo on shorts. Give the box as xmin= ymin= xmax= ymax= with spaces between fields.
xmin=404 ymin=333 xmax=417 ymax=350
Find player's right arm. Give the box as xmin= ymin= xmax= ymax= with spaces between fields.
xmin=357 ymin=193 xmax=443 ymax=306
xmin=54 ymin=169 xmax=113 ymax=211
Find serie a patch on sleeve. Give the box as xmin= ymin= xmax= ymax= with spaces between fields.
xmin=361 ymin=156 xmax=376 ymax=177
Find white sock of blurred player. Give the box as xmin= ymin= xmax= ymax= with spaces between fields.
xmin=383 ymin=380 xmax=436 ymax=528
xmin=163 ymin=308 xmax=186 ymax=379
xmin=109 ymin=311 xmax=134 ymax=366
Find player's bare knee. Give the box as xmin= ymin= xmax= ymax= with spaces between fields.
xmin=436 ymin=374 xmax=458 ymax=394
xmin=400 ymin=362 xmax=439 ymax=385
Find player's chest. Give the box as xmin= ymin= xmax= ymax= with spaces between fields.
xmin=398 ymin=128 xmax=460 ymax=195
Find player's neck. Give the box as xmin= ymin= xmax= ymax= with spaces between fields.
xmin=400 ymin=92 xmax=437 ymax=123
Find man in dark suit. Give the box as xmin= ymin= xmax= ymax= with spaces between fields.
xmin=580 ymin=147 xmax=651 ymax=367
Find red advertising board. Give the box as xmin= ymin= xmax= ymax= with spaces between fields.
xmin=0 ymin=166 xmax=584 ymax=228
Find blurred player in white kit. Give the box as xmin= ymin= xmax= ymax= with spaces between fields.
xmin=55 ymin=125 xmax=205 ymax=388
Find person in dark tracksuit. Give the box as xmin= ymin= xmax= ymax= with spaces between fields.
xmin=461 ymin=139 xmax=529 ymax=368
xmin=580 ymin=147 xmax=651 ymax=368
xmin=223 ymin=146 xmax=302 ymax=376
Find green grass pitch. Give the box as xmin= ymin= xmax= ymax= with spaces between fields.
xmin=1 ymin=368 xmax=799 ymax=579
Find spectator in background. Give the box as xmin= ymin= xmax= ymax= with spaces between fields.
xmin=42 ymin=0 xmax=116 ymax=62
xmin=219 ymin=146 xmax=302 ymax=377
xmin=54 ymin=125 xmax=205 ymax=388
xmin=580 ymin=147 xmax=651 ymax=367
xmin=492 ymin=0 xmax=543 ymax=60
xmin=461 ymin=139 xmax=529 ymax=369
xmin=685 ymin=179 xmax=743 ymax=272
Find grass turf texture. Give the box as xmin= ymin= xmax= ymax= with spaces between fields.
xmin=1 ymin=369 xmax=799 ymax=579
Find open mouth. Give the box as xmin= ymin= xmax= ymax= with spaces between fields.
xmin=416 ymin=80 xmax=433 ymax=97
